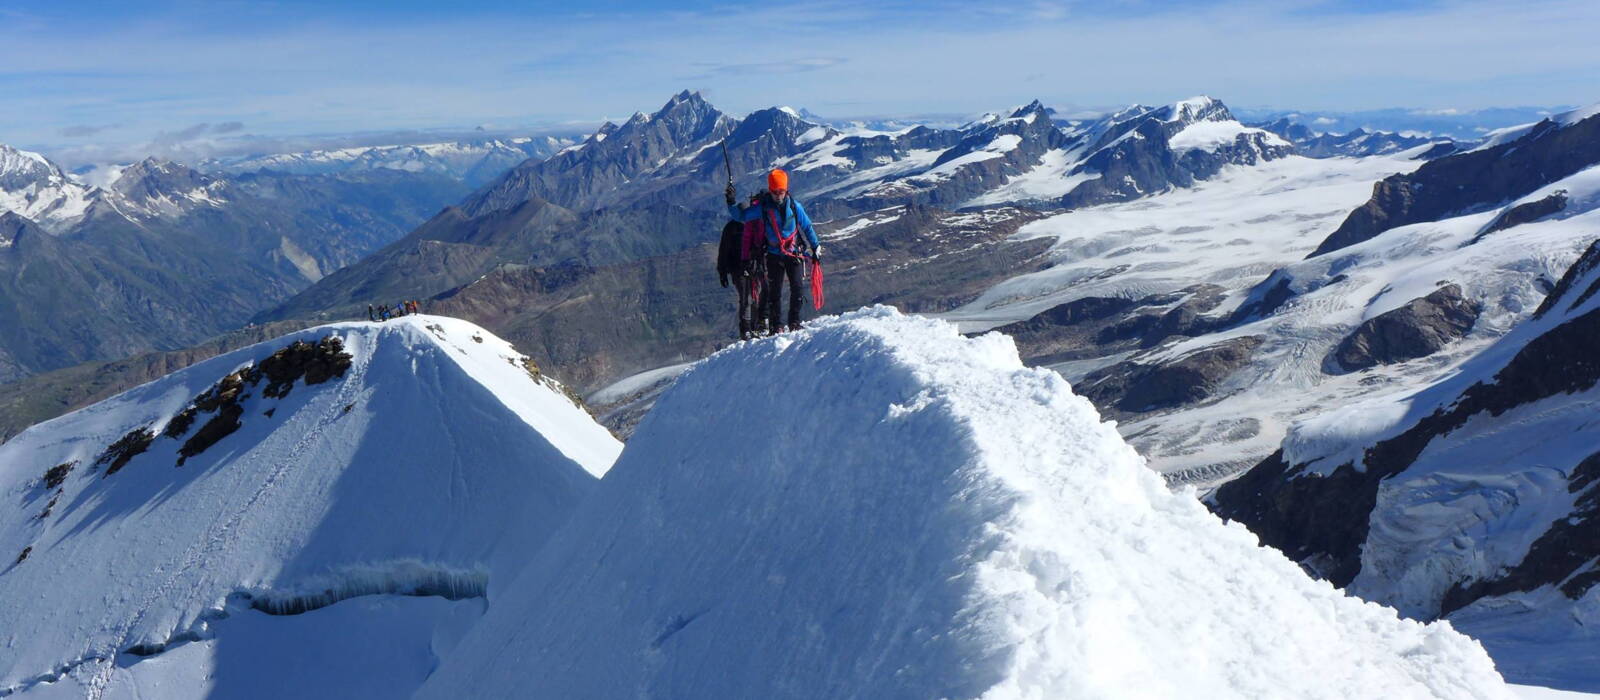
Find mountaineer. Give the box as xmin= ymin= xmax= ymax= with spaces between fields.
xmin=725 ymin=168 xmax=821 ymax=333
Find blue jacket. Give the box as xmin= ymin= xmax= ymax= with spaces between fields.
xmin=728 ymin=194 xmax=820 ymax=257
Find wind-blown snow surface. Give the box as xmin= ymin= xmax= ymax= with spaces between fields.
xmin=418 ymin=307 xmax=1509 ymax=699
xmin=0 ymin=316 xmax=619 ymax=697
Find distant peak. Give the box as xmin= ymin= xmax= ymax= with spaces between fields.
xmin=1008 ymin=100 xmax=1052 ymax=122
xmin=1164 ymin=96 xmax=1231 ymax=123
xmin=658 ymin=90 xmax=711 ymax=114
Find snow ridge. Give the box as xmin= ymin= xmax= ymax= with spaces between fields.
xmin=418 ymin=307 xmax=1510 ymax=699
xmin=0 ymin=316 xmax=619 ymax=694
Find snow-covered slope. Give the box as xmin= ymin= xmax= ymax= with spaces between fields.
xmin=0 ymin=316 xmax=619 ymax=697
xmin=1213 ymin=224 xmax=1600 ymax=691
xmin=418 ymin=307 xmax=1509 ymax=699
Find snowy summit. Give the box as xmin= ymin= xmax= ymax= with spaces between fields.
xmin=418 ymin=307 xmax=1510 ymax=700
xmin=0 ymin=316 xmax=618 ymax=697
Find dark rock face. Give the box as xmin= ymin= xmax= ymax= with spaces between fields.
xmin=1121 ymin=285 xmax=1227 ymax=349
xmin=992 ymin=296 xmax=1141 ymax=363
xmin=0 ymin=320 xmax=317 ymax=445
xmin=1230 ymin=273 xmax=1297 ymax=323
xmin=97 ymin=427 xmax=156 ymax=476
xmin=1331 ymin=284 xmax=1480 ymax=372
xmin=1311 ymin=112 xmax=1600 ymax=258
xmin=997 ymin=285 xmax=1228 ymax=367
xmin=258 ymin=337 xmax=353 ymax=398
xmin=42 ymin=461 xmax=75 ymax=490
xmin=179 ymin=404 xmax=246 ymax=465
xmin=1475 ymin=190 xmax=1568 ymax=242
xmin=153 ymin=335 xmax=354 ymax=466
xmin=1080 ymin=335 xmax=1263 ymax=415
xmin=1208 ymin=449 xmax=1382 ymax=585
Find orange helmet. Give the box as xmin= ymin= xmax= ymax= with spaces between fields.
xmin=767 ymin=168 xmax=789 ymax=193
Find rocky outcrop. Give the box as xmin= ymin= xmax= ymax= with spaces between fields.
xmin=97 ymin=427 xmax=155 ymax=476
xmin=162 ymin=336 xmax=353 ymax=465
xmin=1474 ymin=189 xmax=1568 ymax=242
xmin=1103 ymin=285 xmax=1228 ymax=349
xmin=42 ymin=461 xmax=74 ymax=490
xmin=0 ymin=320 xmax=318 ymax=445
xmin=1331 ymin=284 xmax=1480 ymax=372
xmin=1079 ymin=335 xmax=1263 ymax=415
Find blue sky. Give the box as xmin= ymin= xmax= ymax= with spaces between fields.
xmin=3 ymin=0 xmax=1597 ymax=163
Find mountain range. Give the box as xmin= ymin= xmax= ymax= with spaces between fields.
xmin=201 ymin=135 xmax=573 ymax=186
xmin=254 ymin=91 xmax=1385 ymax=389
xmin=3 ymin=88 xmax=1597 ymax=692
xmin=0 ymin=145 xmax=473 ymax=383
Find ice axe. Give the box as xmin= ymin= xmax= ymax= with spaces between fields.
xmin=721 ymin=137 xmax=734 ymax=195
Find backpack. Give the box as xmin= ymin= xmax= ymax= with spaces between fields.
xmin=743 ymin=192 xmax=804 ymax=259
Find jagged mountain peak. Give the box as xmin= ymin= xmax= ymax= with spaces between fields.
xmin=1161 ymin=95 xmax=1233 ymax=124
xmin=727 ymin=105 xmax=830 ymax=149
xmin=98 ymin=157 xmax=226 ymax=217
xmin=648 ymin=89 xmax=719 ymax=122
xmin=110 ymin=157 xmax=213 ymax=192
xmin=665 ymin=88 xmax=703 ymax=107
xmin=1010 ymin=99 xmax=1051 ymax=120
xmin=0 ymin=143 xmax=97 ymax=231
xmin=0 ymin=144 xmax=63 ymax=186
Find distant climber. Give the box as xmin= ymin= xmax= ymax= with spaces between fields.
xmin=379 ymin=304 xmax=390 ymax=322
xmin=718 ymin=220 xmax=764 ymax=339
xmin=368 ymin=304 xmax=377 ymax=322
xmin=727 ymin=168 xmax=820 ymax=333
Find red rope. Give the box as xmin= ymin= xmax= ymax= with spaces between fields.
xmin=810 ymin=258 xmax=825 ymax=310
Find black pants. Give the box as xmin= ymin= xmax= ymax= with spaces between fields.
xmin=736 ymin=273 xmax=760 ymax=335
xmin=765 ymin=253 xmax=805 ymax=329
